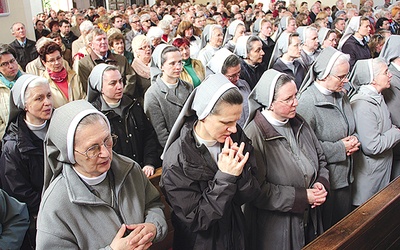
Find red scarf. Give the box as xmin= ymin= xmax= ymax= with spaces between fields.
xmin=48 ymin=68 xmax=69 ymax=99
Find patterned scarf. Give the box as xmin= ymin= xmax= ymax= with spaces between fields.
xmin=0 ymin=70 xmax=23 ymax=89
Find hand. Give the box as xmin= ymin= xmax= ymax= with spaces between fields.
xmin=142 ymin=166 xmax=155 ymax=177
xmin=306 ymin=182 xmax=327 ymax=208
xmin=217 ymin=136 xmax=249 ymax=176
xmin=341 ymin=136 xmax=361 ymax=156
xmin=109 ymin=223 xmax=156 ymax=250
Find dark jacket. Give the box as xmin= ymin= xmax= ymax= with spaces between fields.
xmin=91 ymin=95 xmax=161 ymax=168
xmin=259 ymin=37 xmax=275 ymax=73
xmin=0 ymin=113 xmax=44 ymax=217
xmin=341 ymin=35 xmax=371 ymax=71
xmin=239 ymin=58 xmax=264 ymax=90
xmin=61 ymin=31 xmax=78 ymax=50
xmin=244 ymin=111 xmax=330 ymax=250
xmin=272 ymin=58 xmax=306 ymax=89
xmin=161 ymin=116 xmax=260 ymax=250
xmin=9 ymin=39 xmax=38 ymax=71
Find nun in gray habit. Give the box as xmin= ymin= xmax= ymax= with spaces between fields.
xmin=380 ymin=35 xmax=400 ymax=179
xmin=348 ymin=58 xmax=400 ymax=206
xmin=160 ymin=74 xmax=260 ymax=250
xmin=36 ymin=100 xmax=167 ymax=249
xmin=244 ymin=69 xmax=329 ymax=250
xmin=297 ymin=47 xmax=359 ymax=230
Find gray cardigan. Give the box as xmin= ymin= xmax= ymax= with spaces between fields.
xmin=297 ymin=84 xmax=357 ymax=190
xmin=144 ymin=75 xmax=193 ymax=147
xmin=350 ymin=85 xmax=400 ymax=206
xmin=36 ymin=153 xmax=167 ymax=249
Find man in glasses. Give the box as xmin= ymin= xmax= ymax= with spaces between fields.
xmin=0 ymin=44 xmax=23 ymax=140
xmin=125 ymin=14 xmax=143 ymax=53
xmin=77 ymin=28 xmax=137 ymax=97
xmin=9 ymin=22 xmax=38 ymax=71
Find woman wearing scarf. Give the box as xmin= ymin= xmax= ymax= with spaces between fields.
xmin=274 ymin=16 xmax=297 ymax=41
xmin=380 ymin=35 xmax=400 ymax=179
xmin=297 ymin=47 xmax=360 ymax=230
xmin=197 ymin=24 xmax=224 ymax=68
xmin=144 ymin=44 xmax=193 ymax=148
xmin=223 ymin=20 xmax=246 ymax=52
xmin=172 ymin=38 xmax=205 ymax=88
xmin=47 ymin=32 xmax=73 ymax=68
xmin=348 ymin=58 xmax=400 ymax=207
xmin=0 ymin=74 xmax=53 ymax=249
xmin=338 ymin=16 xmax=372 ymax=70
xmin=39 ymin=41 xmax=85 ymax=108
xmin=318 ymin=28 xmax=338 ymax=49
xmin=36 ymin=100 xmax=168 ymax=249
xmin=131 ymin=35 xmax=152 ymax=105
xmin=160 ymin=73 xmax=260 ymax=250
xmin=87 ymin=64 xmax=162 ymax=177
xmin=0 ymin=44 xmax=23 ymax=139
xmin=244 ymin=69 xmax=329 ymax=250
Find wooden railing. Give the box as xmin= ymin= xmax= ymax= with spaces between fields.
xmin=303 ymin=176 xmax=400 ymax=250
xmin=149 ymin=168 xmax=173 ymax=250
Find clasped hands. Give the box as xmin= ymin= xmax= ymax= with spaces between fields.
xmin=110 ymin=223 xmax=156 ymax=250
xmin=218 ymin=136 xmax=249 ymax=176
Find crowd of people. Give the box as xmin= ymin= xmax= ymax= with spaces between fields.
xmin=1 ymin=0 xmax=400 ymax=249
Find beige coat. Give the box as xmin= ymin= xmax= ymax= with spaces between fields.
xmin=41 ymin=70 xmax=86 ymax=108
xmin=179 ymin=59 xmax=205 ymax=87
xmin=0 ymin=81 xmax=10 ymax=138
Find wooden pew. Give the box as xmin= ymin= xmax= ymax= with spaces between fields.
xmin=149 ymin=168 xmax=174 ymax=250
xmin=303 ymin=177 xmax=400 ymax=250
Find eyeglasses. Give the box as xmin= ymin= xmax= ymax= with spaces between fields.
xmin=225 ymin=72 xmax=240 ymax=81
xmin=131 ymin=20 xmax=140 ymax=23
xmin=331 ymin=74 xmax=348 ymax=82
xmin=74 ymin=134 xmax=118 ymax=158
xmin=277 ymin=95 xmax=297 ymax=106
xmin=138 ymin=45 xmax=151 ymax=50
xmin=143 ymin=19 xmax=151 ymax=22
xmin=0 ymin=58 xmax=17 ymax=68
xmin=46 ymin=55 xmax=63 ymax=64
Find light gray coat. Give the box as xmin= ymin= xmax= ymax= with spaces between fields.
xmin=297 ymin=84 xmax=356 ymax=190
xmin=144 ymin=75 xmax=193 ymax=147
xmin=350 ymin=85 xmax=400 ymax=206
xmin=36 ymin=153 xmax=167 ymax=249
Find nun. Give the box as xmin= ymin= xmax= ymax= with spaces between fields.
xmin=380 ymin=35 xmax=400 ymax=179
xmin=348 ymin=58 xmax=400 ymax=207
xmin=244 ymin=69 xmax=329 ymax=250
xmin=297 ymin=47 xmax=360 ymax=230
xmin=144 ymin=44 xmax=193 ymax=148
xmin=36 ymin=100 xmax=167 ymax=249
xmin=87 ymin=64 xmax=162 ymax=177
xmin=318 ymin=27 xmax=338 ymax=49
xmin=197 ymin=24 xmax=224 ymax=68
xmin=0 ymin=74 xmax=52 ymax=249
xmin=222 ymin=20 xmax=245 ymax=52
xmin=338 ymin=16 xmax=372 ymax=70
xmin=160 ymin=74 xmax=260 ymax=250
xmin=297 ymin=26 xmax=320 ymax=71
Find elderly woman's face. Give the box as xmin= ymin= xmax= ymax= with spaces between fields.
xmin=325 ymin=62 xmax=350 ymax=92
xmin=233 ymin=25 xmax=245 ymax=41
xmin=210 ymin=28 xmax=224 ymax=48
xmin=44 ymin=50 xmax=64 ymax=73
xmin=111 ymin=39 xmax=125 ymax=55
xmin=248 ymin=40 xmax=265 ymax=65
xmin=137 ymin=42 xmax=152 ymax=60
xmin=74 ymin=120 xmax=112 ymax=178
xmin=0 ymin=53 xmax=19 ymax=80
xmin=25 ymin=84 xmax=53 ymax=125
xmin=270 ymin=81 xmax=298 ymax=121
xmin=286 ymin=20 xmax=297 ymax=33
xmin=161 ymin=51 xmax=182 ymax=80
xmin=200 ymin=102 xmax=242 ymax=143
xmin=374 ymin=64 xmax=392 ymax=91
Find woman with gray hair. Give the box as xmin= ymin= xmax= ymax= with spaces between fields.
xmin=36 ymin=100 xmax=167 ymax=249
xmin=348 ymin=58 xmax=400 ymax=207
xmin=244 ymin=69 xmax=329 ymax=250
xmin=131 ymin=35 xmax=152 ymax=103
xmin=161 ymin=73 xmax=259 ymax=250
xmin=297 ymin=47 xmax=360 ymax=230
xmin=0 ymin=74 xmax=53 ymax=249
xmin=197 ymin=24 xmax=224 ymax=68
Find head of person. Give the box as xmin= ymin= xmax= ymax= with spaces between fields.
xmin=131 ymin=35 xmax=152 ymax=62
xmin=11 ymin=74 xmax=53 ymax=125
xmin=368 ymin=33 xmax=386 ymax=56
xmin=39 ymin=41 xmax=64 ymax=74
xmin=79 ymin=20 xmax=94 ymax=37
xmin=45 ymin=100 xmax=113 ymax=182
xmin=158 ymin=20 xmax=171 ymax=35
xmin=49 ymin=20 xmax=60 ymax=33
xmin=10 ymin=22 xmax=26 ymax=41
xmin=35 ymin=20 xmax=45 ymax=32
xmin=172 ymin=38 xmax=191 ymax=61
xmin=375 ymin=17 xmax=390 ymax=30
xmin=235 ymin=35 xmax=264 ymax=65
xmin=47 ymin=32 xmax=64 ymax=49
xmin=333 ymin=17 xmax=345 ymax=32
xmin=370 ymin=58 xmax=391 ymax=92
xmin=88 ymin=64 xmax=123 ymax=104
xmin=152 ymin=45 xmax=183 ymax=82
xmin=379 ymin=34 xmax=400 ymax=68
xmin=286 ymin=17 xmax=297 ymax=33
xmin=319 ymin=28 xmax=337 ymax=49
xmin=0 ymin=44 xmax=19 ymax=81
xmin=281 ymin=32 xmax=301 ymax=60
xmin=207 ymin=25 xmax=224 ymax=48
xmin=221 ymin=54 xmax=241 ymax=85
xmin=259 ymin=19 xmax=273 ymax=38
xmin=146 ymin=26 xmax=164 ymax=47
xmin=247 ymin=70 xmax=297 ymax=124
xmin=129 ymin=14 xmax=142 ymax=32
xmin=87 ymin=28 xmax=109 ymax=56
xmin=228 ymin=20 xmax=245 ymax=43
xmin=140 ymin=14 xmax=152 ymax=30
xmin=296 ymin=13 xmax=309 ymax=27
xmin=392 ymin=6 xmax=400 ymax=23
xmin=336 ymin=0 xmax=345 ymax=10
xmin=300 ymin=26 xmax=319 ymax=53
xmin=74 ymin=13 xmax=85 ymax=27
xmin=57 ymin=10 xmax=66 ymax=20
xmin=108 ymin=33 xmax=125 ymax=55
xmin=176 ymin=21 xmax=194 ymax=40
xmin=59 ymin=20 xmax=71 ymax=36
xmin=110 ymin=14 xmax=124 ymax=29
xmin=355 ymin=16 xmax=371 ymax=38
